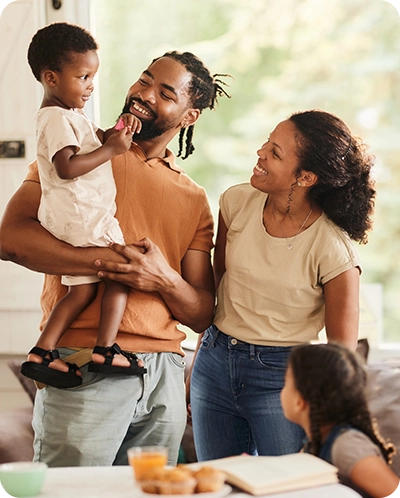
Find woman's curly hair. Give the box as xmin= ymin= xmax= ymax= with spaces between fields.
xmin=289 ymin=110 xmax=376 ymax=243
xmin=289 ymin=343 xmax=395 ymax=464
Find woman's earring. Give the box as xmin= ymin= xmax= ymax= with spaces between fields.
xmin=297 ymin=182 xmax=302 ymax=187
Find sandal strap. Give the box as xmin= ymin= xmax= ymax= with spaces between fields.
xmin=66 ymin=362 xmax=79 ymax=373
xmin=121 ymin=350 xmax=139 ymax=362
xmin=92 ymin=345 xmax=110 ymax=356
xmin=118 ymin=347 xmax=141 ymax=368
xmin=92 ymin=345 xmax=113 ymax=366
xmin=92 ymin=343 xmax=122 ymax=356
xmin=28 ymin=347 xmax=60 ymax=366
xmin=92 ymin=343 xmax=122 ymax=366
xmin=92 ymin=343 xmax=141 ymax=368
xmin=109 ymin=343 xmax=122 ymax=355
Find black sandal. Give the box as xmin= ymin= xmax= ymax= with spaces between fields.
xmin=20 ymin=347 xmax=82 ymax=388
xmin=88 ymin=343 xmax=147 ymax=376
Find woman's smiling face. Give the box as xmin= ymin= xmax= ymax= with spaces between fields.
xmin=250 ymin=119 xmax=301 ymax=195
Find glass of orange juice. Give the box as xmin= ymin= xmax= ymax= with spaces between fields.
xmin=127 ymin=446 xmax=168 ymax=482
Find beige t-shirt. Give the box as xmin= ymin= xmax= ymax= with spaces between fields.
xmin=36 ymin=107 xmax=123 ymax=247
xmin=213 ymin=183 xmax=361 ymax=346
xmin=332 ymin=429 xmax=383 ymax=478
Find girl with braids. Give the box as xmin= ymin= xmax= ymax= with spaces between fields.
xmin=281 ymin=343 xmax=399 ymax=498
xmin=189 ymin=110 xmax=376 ymax=461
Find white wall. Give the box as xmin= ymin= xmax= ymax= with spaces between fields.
xmin=0 ymin=0 xmax=92 ymax=354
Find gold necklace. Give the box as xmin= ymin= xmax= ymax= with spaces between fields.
xmin=272 ymin=202 xmax=313 ymax=251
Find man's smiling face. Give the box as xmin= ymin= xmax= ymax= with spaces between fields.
xmin=122 ymin=56 xmax=194 ymax=140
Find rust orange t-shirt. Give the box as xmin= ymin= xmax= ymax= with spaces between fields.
xmin=25 ymin=144 xmax=214 ymax=355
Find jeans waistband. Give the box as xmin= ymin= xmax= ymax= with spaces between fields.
xmin=212 ymin=325 xmax=294 ymax=353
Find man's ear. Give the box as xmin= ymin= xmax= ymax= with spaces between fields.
xmin=297 ymin=170 xmax=318 ymax=188
xmin=42 ymin=70 xmax=57 ymax=87
xmin=181 ymin=108 xmax=200 ymax=128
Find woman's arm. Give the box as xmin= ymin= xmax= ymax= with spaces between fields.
xmin=0 ymin=180 xmax=125 ymax=275
xmin=324 ymin=267 xmax=360 ymax=350
xmin=350 ymin=455 xmax=399 ymax=498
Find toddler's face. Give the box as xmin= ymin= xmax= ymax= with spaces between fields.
xmin=50 ymin=50 xmax=99 ymax=110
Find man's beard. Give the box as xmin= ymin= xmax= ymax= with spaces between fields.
xmin=120 ymin=99 xmax=177 ymax=140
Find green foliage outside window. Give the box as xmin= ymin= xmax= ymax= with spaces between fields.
xmin=94 ymin=0 xmax=400 ymax=343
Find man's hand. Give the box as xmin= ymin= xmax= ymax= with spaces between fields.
xmin=95 ymin=239 xmax=175 ymax=292
xmin=95 ymin=239 xmax=215 ymax=333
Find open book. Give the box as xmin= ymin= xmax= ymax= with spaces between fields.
xmin=188 ymin=453 xmax=338 ymax=496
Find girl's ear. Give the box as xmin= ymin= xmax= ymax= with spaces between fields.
xmin=297 ymin=170 xmax=318 ymax=188
xmin=296 ymin=396 xmax=308 ymax=413
xmin=292 ymin=392 xmax=309 ymax=419
xmin=42 ymin=70 xmax=57 ymax=87
xmin=299 ymin=398 xmax=311 ymax=433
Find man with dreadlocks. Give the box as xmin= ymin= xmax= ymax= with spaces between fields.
xmin=0 ymin=50 xmax=230 ymax=467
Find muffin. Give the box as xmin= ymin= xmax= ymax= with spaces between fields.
xmin=158 ymin=468 xmax=197 ymax=495
xmin=139 ymin=467 xmax=197 ymax=495
xmin=139 ymin=467 xmax=169 ymax=494
xmin=193 ymin=467 xmax=226 ymax=493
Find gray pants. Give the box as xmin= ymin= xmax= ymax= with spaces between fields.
xmin=32 ymin=349 xmax=187 ymax=467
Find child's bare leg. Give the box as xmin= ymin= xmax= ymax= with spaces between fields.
xmin=29 ymin=283 xmax=98 ymax=373
xmin=92 ymin=280 xmax=137 ymax=367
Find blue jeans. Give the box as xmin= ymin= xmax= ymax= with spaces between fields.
xmin=32 ymin=349 xmax=186 ymax=467
xmin=191 ymin=325 xmax=304 ymax=461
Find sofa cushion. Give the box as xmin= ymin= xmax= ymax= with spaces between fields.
xmin=0 ymin=406 xmax=34 ymax=464
xmin=367 ymin=364 xmax=400 ymax=477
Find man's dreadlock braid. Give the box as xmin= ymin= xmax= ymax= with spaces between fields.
xmin=183 ymin=125 xmax=195 ymax=160
xmin=154 ymin=51 xmax=231 ymax=159
xmin=177 ymin=129 xmax=184 ymax=158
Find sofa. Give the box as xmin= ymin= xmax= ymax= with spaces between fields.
xmin=1 ymin=346 xmax=399 ymax=476
xmin=0 ymin=350 xmax=197 ymax=465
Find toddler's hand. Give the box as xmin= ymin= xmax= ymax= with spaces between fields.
xmin=105 ymin=126 xmax=134 ymax=155
xmin=114 ymin=118 xmax=125 ymax=131
xmin=115 ymin=114 xmax=142 ymax=135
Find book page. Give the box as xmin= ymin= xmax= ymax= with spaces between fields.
xmin=189 ymin=453 xmax=338 ymax=495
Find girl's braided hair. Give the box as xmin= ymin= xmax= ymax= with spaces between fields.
xmin=289 ymin=343 xmax=395 ymax=464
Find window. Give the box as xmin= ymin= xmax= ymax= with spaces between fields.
xmin=94 ymin=0 xmax=400 ymax=345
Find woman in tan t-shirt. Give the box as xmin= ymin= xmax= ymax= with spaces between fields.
xmin=189 ymin=109 xmax=376 ymax=461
